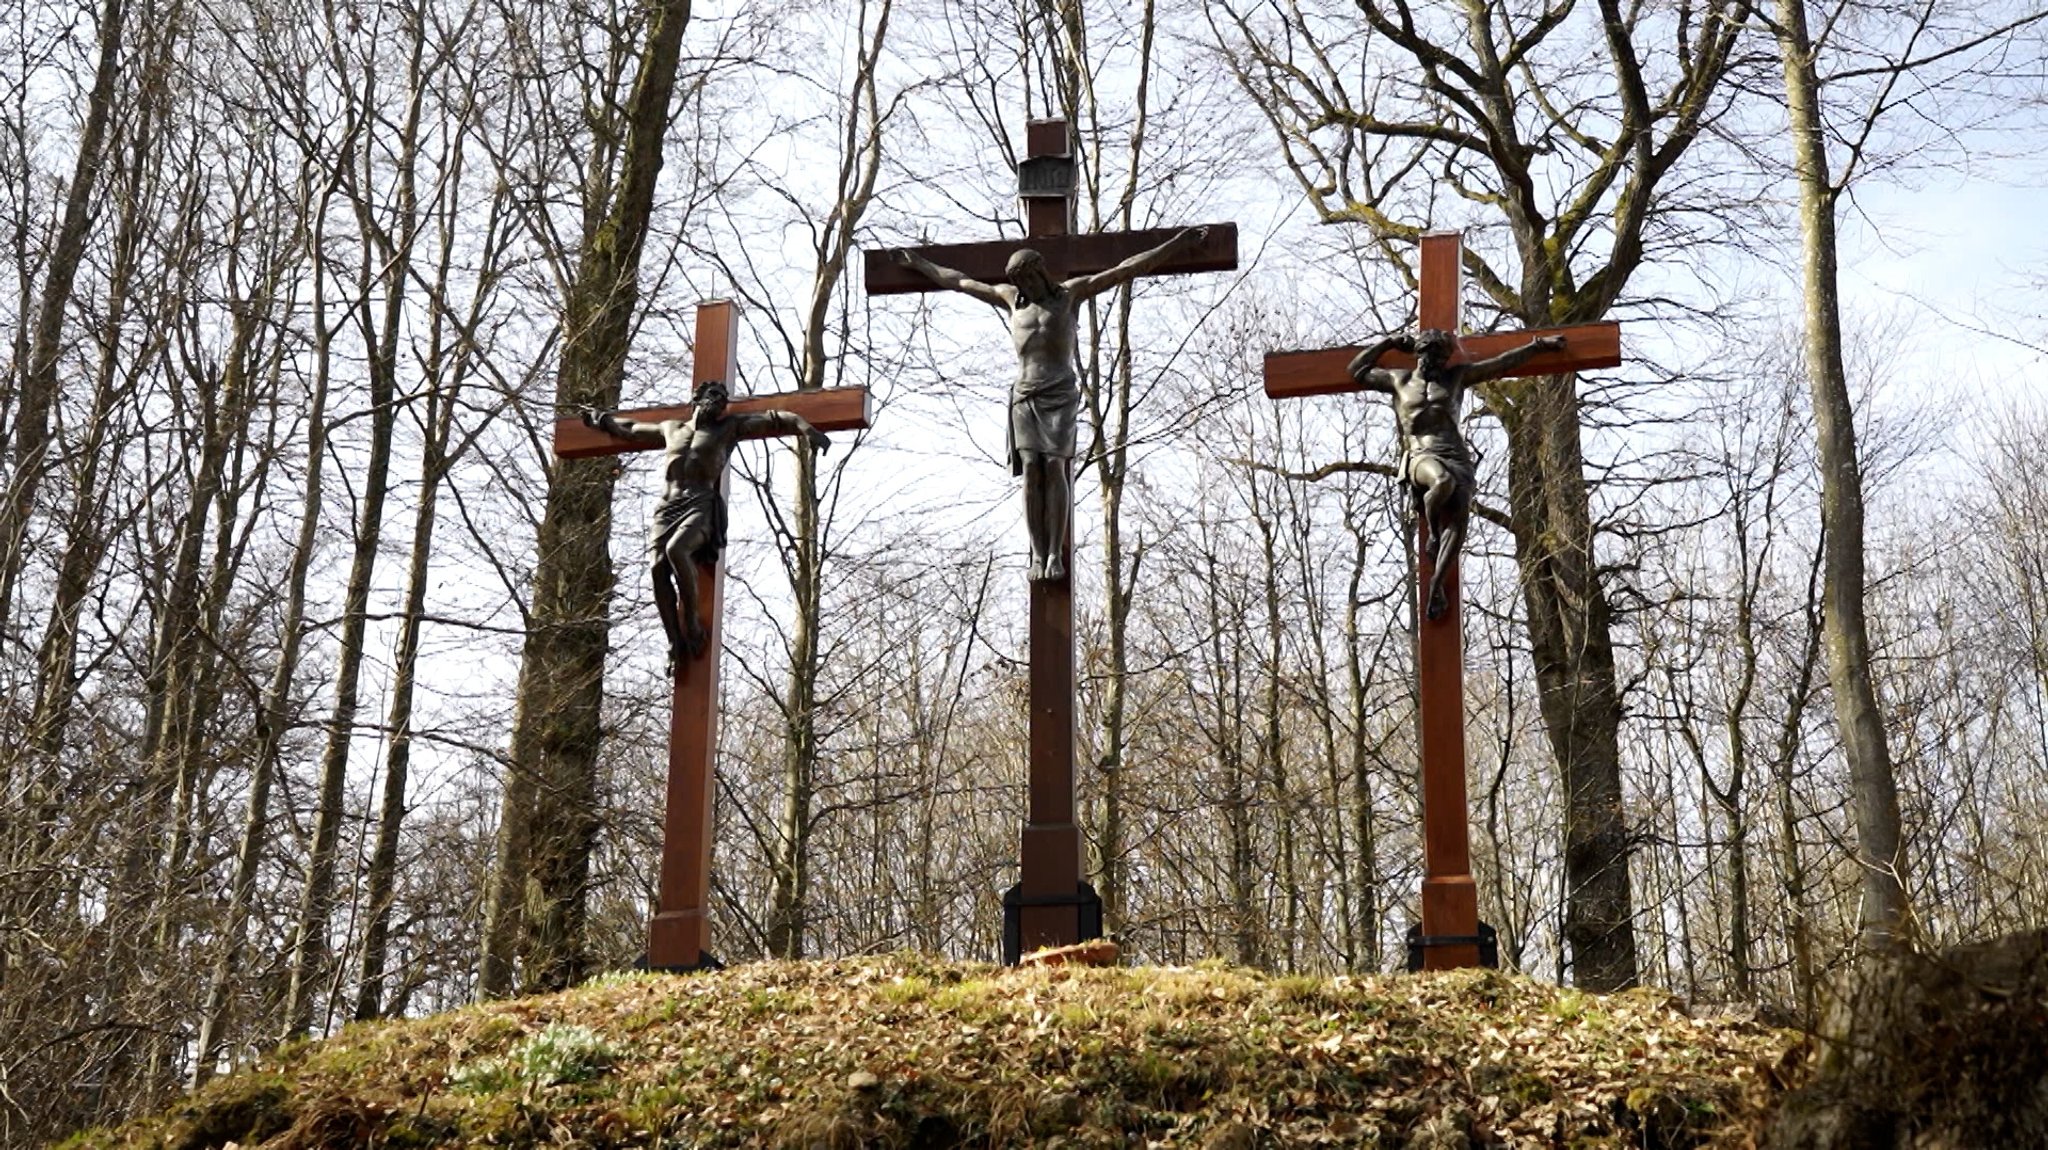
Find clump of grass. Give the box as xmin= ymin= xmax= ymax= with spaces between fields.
xmin=449 ymin=1022 xmax=620 ymax=1094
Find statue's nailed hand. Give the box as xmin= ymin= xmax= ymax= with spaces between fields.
xmin=579 ymin=408 xmax=607 ymax=429
xmin=1533 ymin=335 xmax=1566 ymax=351
xmin=890 ymin=248 xmax=915 ymax=267
xmin=1182 ymin=225 xmax=1210 ymax=246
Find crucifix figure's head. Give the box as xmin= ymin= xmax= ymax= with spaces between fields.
xmin=692 ymin=378 xmax=730 ymax=418
xmin=1006 ymin=248 xmax=1054 ymax=300
xmin=1413 ymin=329 xmax=1457 ymax=369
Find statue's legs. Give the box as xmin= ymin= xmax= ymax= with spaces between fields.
xmin=662 ymin=527 xmax=713 ymax=661
xmin=1021 ymin=450 xmax=1070 ymax=581
xmin=651 ymin=561 xmax=687 ymax=674
xmin=1413 ymin=460 xmax=1467 ymax=620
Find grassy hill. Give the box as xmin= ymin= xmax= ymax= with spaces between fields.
xmin=61 ymin=956 xmax=1802 ymax=1148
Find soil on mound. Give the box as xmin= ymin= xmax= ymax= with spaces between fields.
xmin=61 ymin=957 xmax=1803 ymax=1149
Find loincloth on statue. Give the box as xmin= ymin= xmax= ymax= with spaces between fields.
xmin=1007 ymin=374 xmax=1082 ymax=476
xmin=650 ymin=484 xmax=727 ymax=566
xmin=1402 ymin=436 xmax=1476 ymax=493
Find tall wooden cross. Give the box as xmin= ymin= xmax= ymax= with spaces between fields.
xmin=1264 ymin=232 xmax=1620 ymax=970
xmin=867 ymin=119 xmax=1237 ymax=962
xmin=553 ymin=300 xmax=871 ymax=971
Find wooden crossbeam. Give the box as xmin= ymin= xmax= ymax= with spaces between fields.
xmin=863 ymin=223 xmax=1239 ymax=295
xmin=1264 ymin=322 xmax=1621 ymax=400
xmin=552 ymin=386 xmax=872 ymax=459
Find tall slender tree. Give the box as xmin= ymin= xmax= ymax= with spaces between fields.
xmin=1768 ymin=0 xmax=2045 ymax=955
xmin=480 ymin=0 xmax=694 ymax=995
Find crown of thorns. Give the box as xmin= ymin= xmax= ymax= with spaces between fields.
xmin=691 ymin=379 xmax=731 ymax=402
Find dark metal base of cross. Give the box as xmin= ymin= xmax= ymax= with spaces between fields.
xmin=1405 ymin=922 xmax=1499 ymax=972
xmin=1001 ymin=881 xmax=1103 ymax=966
xmin=634 ymin=949 xmax=725 ymax=975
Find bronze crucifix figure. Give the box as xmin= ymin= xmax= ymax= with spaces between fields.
xmin=1265 ymin=231 xmax=1620 ymax=971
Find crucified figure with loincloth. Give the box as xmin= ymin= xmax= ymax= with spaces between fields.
xmin=891 ymin=226 xmax=1208 ymax=581
xmin=584 ymin=379 xmax=830 ymax=672
xmin=1348 ymin=328 xmax=1565 ymax=620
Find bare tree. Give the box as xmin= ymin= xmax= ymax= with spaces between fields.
xmin=1768 ymin=0 xmax=2046 ymax=955
xmin=1208 ymin=0 xmax=1760 ymax=989
xmin=480 ymin=0 xmax=695 ymax=996
xmin=0 ymin=0 xmax=133 ymax=633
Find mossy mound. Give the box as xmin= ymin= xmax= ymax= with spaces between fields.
xmin=62 ymin=957 xmax=1802 ymax=1148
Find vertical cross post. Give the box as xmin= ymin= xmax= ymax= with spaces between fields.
xmin=1015 ymin=117 xmax=1088 ymax=956
xmin=646 ymin=300 xmax=739 ymax=971
xmin=1412 ymin=233 xmax=1481 ymax=971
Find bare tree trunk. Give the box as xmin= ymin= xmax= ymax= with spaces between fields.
xmin=144 ymin=161 xmax=289 ymax=1086
xmin=7 ymin=59 xmax=162 ymax=1012
xmin=0 ymin=0 xmax=129 ymax=632
xmin=760 ymin=0 xmax=892 ymax=960
xmin=1343 ymin=507 xmax=1384 ymax=972
xmin=1776 ymin=542 xmax=1830 ymax=1022
xmin=191 ymin=158 xmax=339 ymax=1079
xmin=1251 ymin=486 xmax=1296 ymax=970
xmin=1078 ymin=0 xmax=1157 ymax=939
xmin=481 ymin=0 xmax=693 ymax=995
xmin=766 ymin=449 xmax=820 ymax=959
xmin=357 ymin=136 xmax=504 ymax=1019
xmin=282 ymin=38 xmax=423 ymax=1032
xmin=1773 ymin=0 xmax=1910 ymax=954
xmin=1494 ymin=370 xmax=1638 ymax=990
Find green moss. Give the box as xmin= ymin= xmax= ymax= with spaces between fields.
xmin=742 ymin=986 xmax=814 ymax=1017
xmin=158 ymin=1074 xmax=295 ymax=1150
xmin=875 ymin=976 xmax=932 ymax=1006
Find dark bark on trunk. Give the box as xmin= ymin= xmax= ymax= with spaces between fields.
xmin=481 ymin=0 xmax=693 ymax=996
xmin=1501 ymin=371 xmax=1638 ymax=991
xmin=0 ymin=0 xmax=129 ymax=633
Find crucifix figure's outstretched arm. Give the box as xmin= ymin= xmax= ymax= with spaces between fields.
xmin=890 ymin=249 xmax=1009 ymax=307
xmin=1064 ymin=226 xmax=1208 ymax=300
xmin=583 ymin=409 xmax=667 ymax=447
xmin=734 ymin=410 xmax=832 ymax=454
xmin=1457 ymin=333 xmax=1566 ymax=384
xmin=1347 ymin=334 xmax=1412 ymax=393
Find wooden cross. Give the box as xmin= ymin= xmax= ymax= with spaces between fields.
xmin=1263 ymin=232 xmax=1620 ymax=970
xmin=553 ymin=299 xmax=871 ymax=972
xmin=866 ymin=119 xmax=1238 ymax=961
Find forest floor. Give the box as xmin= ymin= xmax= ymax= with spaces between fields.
xmin=60 ymin=955 xmax=1806 ymax=1149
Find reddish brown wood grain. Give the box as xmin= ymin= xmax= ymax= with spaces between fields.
xmin=1263 ymin=322 xmax=1622 ymax=400
xmin=552 ymin=386 xmax=871 ymax=460
xmin=645 ymin=301 xmax=741 ymax=972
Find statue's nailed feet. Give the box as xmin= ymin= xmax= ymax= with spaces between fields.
xmin=1426 ymin=585 xmax=1449 ymax=621
xmin=667 ymin=623 xmax=711 ymax=677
